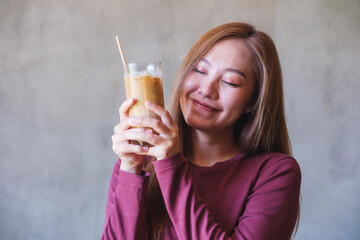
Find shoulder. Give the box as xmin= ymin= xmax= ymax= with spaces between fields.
xmin=250 ymin=152 xmax=301 ymax=188
xmin=258 ymin=152 xmax=300 ymax=170
xmin=252 ymin=152 xmax=300 ymax=172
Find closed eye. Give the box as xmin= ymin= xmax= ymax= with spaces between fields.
xmin=194 ymin=68 xmax=206 ymax=74
xmin=222 ymin=80 xmax=240 ymax=87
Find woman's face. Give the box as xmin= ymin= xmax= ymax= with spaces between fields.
xmin=180 ymin=38 xmax=256 ymax=134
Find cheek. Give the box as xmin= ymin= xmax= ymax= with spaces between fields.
xmin=222 ymin=92 xmax=249 ymax=118
xmin=183 ymin=75 xmax=199 ymax=94
xmin=226 ymin=102 xmax=244 ymax=119
xmin=180 ymin=76 xmax=198 ymax=118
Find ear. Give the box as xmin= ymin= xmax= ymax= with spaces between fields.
xmin=245 ymin=89 xmax=258 ymax=114
xmin=244 ymin=107 xmax=253 ymax=114
xmin=244 ymin=99 xmax=256 ymax=113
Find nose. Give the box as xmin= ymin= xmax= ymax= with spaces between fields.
xmin=198 ymin=75 xmax=219 ymax=99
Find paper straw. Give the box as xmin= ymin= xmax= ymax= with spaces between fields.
xmin=115 ymin=36 xmax=129 ymax=73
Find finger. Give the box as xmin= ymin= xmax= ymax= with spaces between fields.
xmin=124 ymin=130 xmax=162 ymax=146
xmin=141 ymin=146 xmax=164 ymax=158
xmin=145 ymin=101 xmax=175 ymax=127
xmin=115 ymin=116 xmax=146 ymax=133
xmin=114 ymin=122 xmax=149 ymax=134
xmin=114 ymin=123 xmax=122 ymax=134
xmin=112 ymin=141 xmax=149 ymax=154
xmin=112 ymin=127 xmax=150 ymax=143
xmin=114 ymin=119 xmax=131 ymax=133
xmin=130 ymin=117 xmax=169 ymax=135
xmin=144 ymin=143 xmax=181 ymax=160
xmin=112 ymin=134 xmax=127 ymax=145
xmin=126 ymin=127 xmax=153 ymax=134
xmin=119 ymin=98 xmax=136 ymax=121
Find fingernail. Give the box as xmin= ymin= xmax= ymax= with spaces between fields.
xmin=145 ymin=128 xmax=153 ymax=133
xmin=142 ymin=146 xmax=149 ymax=151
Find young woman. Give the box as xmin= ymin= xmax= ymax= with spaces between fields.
xmin=102 ymin=22 xmax=301 ymax=240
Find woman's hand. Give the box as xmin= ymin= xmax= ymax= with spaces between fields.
xmin=130 ymin=101 xmax=181 ymax=160
xmin=112 ymin=98 xmax=150 ymax=175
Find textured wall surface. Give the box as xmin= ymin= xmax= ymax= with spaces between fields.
xmin=1 ymin=0 xmax=359 ymax=239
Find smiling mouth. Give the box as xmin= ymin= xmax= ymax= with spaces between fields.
xmin=191 ymin=99 xmax=219 ymax=111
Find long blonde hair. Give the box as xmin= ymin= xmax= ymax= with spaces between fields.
xmin=145 ymin=22 xmax=297 ymax=239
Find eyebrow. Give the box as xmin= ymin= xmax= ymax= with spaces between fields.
xmin=200 ymin=58 xmax=247 ymax=79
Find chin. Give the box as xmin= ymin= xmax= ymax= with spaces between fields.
xmin=184 ymin=116 xmax=214 ymax=132
xmin=181 ymin=103 xmax=220 ymax=132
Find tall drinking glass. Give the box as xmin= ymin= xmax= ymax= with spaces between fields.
xmin=124 ymin=62 xmax=164 ymax=145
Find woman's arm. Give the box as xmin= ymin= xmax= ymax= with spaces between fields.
xmin=101 ymin=159 xmax=150 ymax=240
xmin=153 ymin=153 xmax=301 ymax=240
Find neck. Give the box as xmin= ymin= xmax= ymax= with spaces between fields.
xmin=189 ymin=127 xmax=240 ymax=167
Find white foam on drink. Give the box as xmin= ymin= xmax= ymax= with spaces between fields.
xmin=140 ymin=71 xmax=155 ymax=77
xmin=139 ymin=70 xmax=161 ymax=78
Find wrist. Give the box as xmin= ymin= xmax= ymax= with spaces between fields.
xmin=120 ymin=163 xmax=143 ymax=175
xmin=158 ymin=148 xmax=181 ymax=161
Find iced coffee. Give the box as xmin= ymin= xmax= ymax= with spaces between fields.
xmin=124 ymin=62 xmax=164 ymax=145
xmin=124 ymin=62 xmax=164 ymax=119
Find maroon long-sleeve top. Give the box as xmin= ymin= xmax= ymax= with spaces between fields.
xmin=101 ymin=151 xmax=301 ymax=240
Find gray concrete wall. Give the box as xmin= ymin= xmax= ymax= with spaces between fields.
xmin=1 ymin=0 xmax=359 ymax=239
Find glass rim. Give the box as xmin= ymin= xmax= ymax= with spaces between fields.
xmin=126 ymin=61 xmax=162 ymax=67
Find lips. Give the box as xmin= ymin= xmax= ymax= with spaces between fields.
xmin=191 ymin=99 xmax=220 ymax=111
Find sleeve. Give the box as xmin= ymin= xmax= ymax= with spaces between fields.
xmin=152 ymin=153 xmax=301 ymax=240
xmin=101 ymin=159 xmax=150 ymax=240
